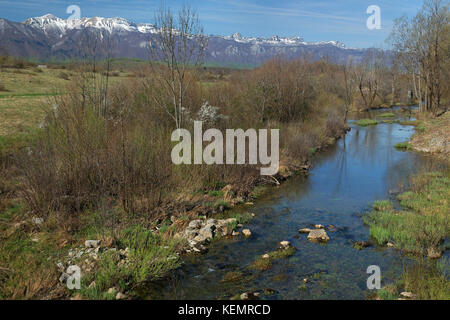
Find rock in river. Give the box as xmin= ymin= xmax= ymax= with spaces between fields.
xmin=242 ymin=229 xmax=252 ymax=238
xmin=280 ymin=241 xmax=290 ymax=248
xmin=307 ymin=229 xmax=330 ymax=242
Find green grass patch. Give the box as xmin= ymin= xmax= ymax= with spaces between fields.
xmin=221 ymin=271 xmax=244 ymax=283
xmin=363 ymin=171 xmax=449 ymax=255
xmin=401 ymin=258 xmax=450 ymax=300
xmin=399 ymin=120 xmax=423 ymax=126
xmin=0 ymin=214 xmax=65 ymax=299
xmin=355 ymin=119 xmax=379 ymax=127
xmin=79 ymin=225 xmax=183 ymax=299
xmin=379 ymin=112 xmax=396 ymax=118
xmin=249 ymin=257 xmax=272 ymax=271
xmin=250 ymin=185 xmax=268 ymax=199
xmin=377 ymin=286 xmax=398 ymax=300
xmin=394 ymin=141 xmax=411 ymax=150
xmin=268 ymin=247 xmax=296 ymax=259
xmin=382 ymin=119 xmax=399 ymax=124
xmin=249 ymin=247 xmax=296 ymax=271
xmin=373 ymin=200 xmax=393 ymax=211
xmin=208 ymin=190 xmax=224 ymax=197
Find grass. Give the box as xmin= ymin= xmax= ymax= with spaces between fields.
xmin=382 ymin=120 xmax=399 ymax=124
xmin=213 ymin=211 xmax=254 ymax=231
xmin=394 ymin=141 xmax=412 ymax=150
xmin=376 ymin=286 xmax=398 ymax=300
xmin=355 ymin=119 xmax=379 ymax=127
xmin=409 ymin=113 xmax=449 ymax=160
xmin=363 ymin=171 xmax=449 ymax=255
xmin=376 ymin=258 xmax=450 ymax=300
xmin=249 ymin=185 xmax=268 ymax=199
xmin=372 ymin=200 xmax=393 ymax=211
xmin=221 ymin=271 xmax=244 ymax=283
xmin=0 ymin=200 xmax=184 ymax=299
xmin=399 ymin=120 xmax=423 ymax=126
xmin=207 ymin=190 xmax=224 ymax=197
xmin=249 ymin=256 xmax=272 ymax=271
xmin=0 ymin=204 xmax=65 ymax=299
xmin=379 ymin=112 xmax=395 ymax=118
xmin=401 ymin=258 xmax=450 ymax=300
xmin=0 ymin=66 xmax=130 ymax=136
xmin=249 ymin=247 xmax=296 ymax=271
xmin=79 ymin=225 xmax=183 ymax=299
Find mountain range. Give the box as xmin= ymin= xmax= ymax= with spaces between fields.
xmin=0 ymin=14 xmax=371 ymax=66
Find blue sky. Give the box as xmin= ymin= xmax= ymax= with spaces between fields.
xmin=0 ymin=0 xmax=423 ymax=48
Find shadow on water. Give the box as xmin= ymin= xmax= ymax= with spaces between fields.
xmin=141 ymin=107 xmax=446 ymax=300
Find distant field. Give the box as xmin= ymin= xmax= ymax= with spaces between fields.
xmin=0 ymin=68 xmax=66 ymax=135
xmin=0 ymin=66 xmax=131 ymax=136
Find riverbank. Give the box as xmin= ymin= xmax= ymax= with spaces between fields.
xmin=364 ymin=170 xmax=449 ymax=300
xmin=408 ymin=112 xmax=450 ymax=163
xmin=362 ymin=111 xmax=450 ymax=300
xmin=0 ymin=120 xmax=349 ymax=300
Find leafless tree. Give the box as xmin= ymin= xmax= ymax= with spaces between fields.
xmin=148 ymin=4 xmax=208 ymax=128
xmin=353 ymin=50 xmax=383 ymax=110
xmin=389 ymin=0 xmax=449 ymax=114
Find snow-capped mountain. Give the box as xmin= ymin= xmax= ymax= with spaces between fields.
xmin=23 ymin=14 xmax=158 ymax=35
xmin=0 ymin=14 xmax=369 ymax=65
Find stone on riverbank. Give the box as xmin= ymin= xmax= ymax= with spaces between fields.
xmin=427 ymin=247 xmax=442 ymax=259
xmin=183 ymin=218 xmax=242 ymax=252
xmin=84 ymin=240 xmax=101 ymax=248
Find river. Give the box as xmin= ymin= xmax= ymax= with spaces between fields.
xmin=142 ymin=107 xmax=445 ymax=300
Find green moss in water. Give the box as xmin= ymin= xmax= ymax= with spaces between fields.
xmin=394 ymin=141 xmax=411 ymax=150
xmin=249 ymin=257 xmax=272 ymax=271
xmin=355 ymin=119 xmax=378 ymax=127
xmin=221 ymin=271 xmax=244 ymax=283
xmin=379 ymin=112 xmax=395 ymax=118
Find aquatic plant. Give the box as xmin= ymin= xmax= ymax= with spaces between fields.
xmin=355 ymin=119 xmax=378 ymax=127
xmin=379 ymin=112 xmax=395 ymax=118
xmin=394 ymin=141 xmax=411 ymax=150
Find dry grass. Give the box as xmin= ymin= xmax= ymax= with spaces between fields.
xmin=410 ymin=112 xmax=450 ymax=162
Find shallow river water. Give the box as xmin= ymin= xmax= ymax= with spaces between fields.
xmin=143 ymin=107 xmax=445 ymax=300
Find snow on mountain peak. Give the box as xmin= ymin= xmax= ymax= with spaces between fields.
xmin=22 ymin=14 xmax=347 ymax=49
xmin=23 ymin=14 xmax=158 ymax=35
xmin=222 ymin=32 xmax=345 ymax=48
